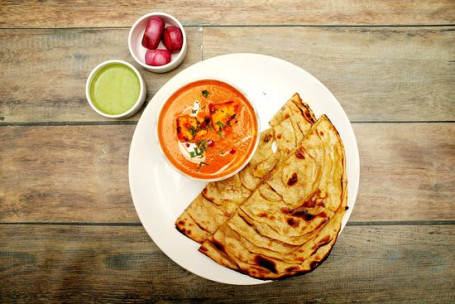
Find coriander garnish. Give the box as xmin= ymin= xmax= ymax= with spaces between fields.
xmin=197 ymin=139 xmax=208 ymax=152
xmin=215 ymin=121 xmax=225 ymax=137
xmin=187 ymin=125 xmax=196 ymax=137
xmin=189 ymin=147 xmax=204 ymax=158
xmin=215 ymin=121 xmax=225 ymax=130
xmin=196 ymin=161 xmax=209 ymax=172
xmin=202 ymin=90 xmax=210 ymax=98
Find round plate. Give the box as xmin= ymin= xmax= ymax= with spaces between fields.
xmin=129 ymin=53 xmax=360 ymax=285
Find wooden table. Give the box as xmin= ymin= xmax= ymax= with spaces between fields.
xmin=1 ymin=1 xmax=454 ymax=303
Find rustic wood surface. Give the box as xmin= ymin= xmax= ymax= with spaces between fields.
xmin=1 ymin=0 xmax=454 ymax=27
xmin=1 ymin=0 xmax=454 ymax=303
xmin=1 ymin=225 xmax=454 ymax=303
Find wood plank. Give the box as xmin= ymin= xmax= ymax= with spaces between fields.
xmin=1 ymin=224 xmax=453 ymax=303
xmin=0 ymin=0 xmax=454 ymax=28
xmin=0 ymin=27 xmax=202 ymax=123
xmin=203 ymin=26 xmax=455 ymax=122
xmin=0 ymin=125 xmax=139 ymax=223
xmin=1 ymin=27 xmax=453 ymax=124
xmin=1 ymin=123 xmax=454 ymax=223
xmin=353 ymin=123 xmax=455 ymax=221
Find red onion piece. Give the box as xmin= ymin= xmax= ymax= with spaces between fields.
xmin=145 ymin=49 xmax=172 ymax=66
xmin=141 ymin=16 xmax=165 ymax=49
xmin=163 ymin=26 xmax=183 ymax=53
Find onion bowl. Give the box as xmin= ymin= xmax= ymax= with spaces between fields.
xmin=128 ymin=12 xmax=187 ymax=73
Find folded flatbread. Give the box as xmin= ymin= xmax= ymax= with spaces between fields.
xmin=175 ymin=93 xmax=317 ymax=243
xmin=199 ymin=115 xmax=347 ymax=279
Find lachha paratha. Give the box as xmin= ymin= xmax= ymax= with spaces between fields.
xmin=175 ymin=93 xmax=347 ymax=281
xmin=199 ymin=115 xmax=347 ymax=280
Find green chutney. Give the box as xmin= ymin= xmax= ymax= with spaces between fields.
xmin=90 ymin=63 xmax=140 ymax=115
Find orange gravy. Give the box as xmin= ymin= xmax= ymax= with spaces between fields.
xmin=157 ymin=79 xmax=258 ymax=179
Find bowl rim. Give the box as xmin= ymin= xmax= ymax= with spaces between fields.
xmin=85 ymin=59 xmax=146 ymax=119
xmin=155 ymin=78 xmax=261 ymax=182
xmin=128 ymin=12 xmax=187 ymax=73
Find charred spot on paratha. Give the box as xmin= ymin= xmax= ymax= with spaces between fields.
xmin=287 ymin=173 xmax=298 ymax=186
xmin=263 ymin=133 xmax=273 ymax=143
xmin=212 ymin=240 xmax=226 ymax=253
xmin=254 ymin=255 xmax=277 ymax=274
xmin=295 ymin=150 xmax=305 ymax=159
xmin=286 ymin=218 xmax=299 ymax=228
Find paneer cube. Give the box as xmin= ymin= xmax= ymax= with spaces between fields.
xmin=176 ymin=115 xmax=198 ymax=142
xmin=209 ymin=101 xmax=239 ymax=132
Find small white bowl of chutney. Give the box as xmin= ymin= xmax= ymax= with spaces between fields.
xmin=86 ymin=60 xmax=146 ymax=118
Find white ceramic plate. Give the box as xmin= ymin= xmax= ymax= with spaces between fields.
xmin=129 ymin=53 xmax=360 ymax=285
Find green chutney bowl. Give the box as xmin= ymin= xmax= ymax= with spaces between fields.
xmin=86 ymin=60 xmax=146 ymax=119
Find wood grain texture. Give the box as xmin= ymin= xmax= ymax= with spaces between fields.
xmin=203 ymin=26 xmax=455 ymax=122
xmin=353 ymin=123 xmax=455 ymax=221
xmin=1 ymin=123 xmax=454 ymax=223
xmin=1 ymin=224 xmax=454 ymax=303
xmin=0 ymin=27 xmax=202 ymax=123
xmin=0 ymin=0 xmax=454 ymax=28
xmin=0 ymin=125 xmax=139 ymax=223
xmin=1 ymin=27 xmax=454 ymax=124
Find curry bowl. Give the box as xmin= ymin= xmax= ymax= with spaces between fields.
xmin=156 ymin=79 xmax=260 ymax=182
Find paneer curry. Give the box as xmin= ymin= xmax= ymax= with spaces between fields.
xmin=157 ymin=79 xmax=259 ymax=180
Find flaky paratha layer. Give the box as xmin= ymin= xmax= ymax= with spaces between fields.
xmin=199 ymin=115 xmax=347 ymax=280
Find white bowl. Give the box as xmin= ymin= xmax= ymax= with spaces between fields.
xmin=155 ymin=78 xmax=260 ymax=182
xmin=86 ymin=60 xmax=146 ymax=119
xmin=128 ymin=12 xmax=187 ymax=73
